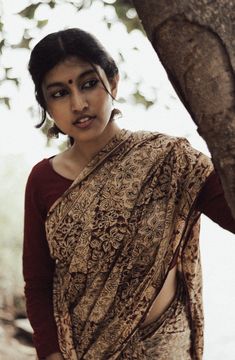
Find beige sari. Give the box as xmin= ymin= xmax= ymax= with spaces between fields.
xmin=45 ymin=129 xmax=213 ymax=359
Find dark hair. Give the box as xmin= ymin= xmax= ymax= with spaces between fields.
xmin=28 ymin=28 xmax=121 ymax=142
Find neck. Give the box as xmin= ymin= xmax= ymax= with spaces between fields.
xmin=70 ymin=123 xmax=121 ymax=166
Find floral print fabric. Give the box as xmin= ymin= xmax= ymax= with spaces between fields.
xmin=45 ymin=129 xmax=213 ymax=359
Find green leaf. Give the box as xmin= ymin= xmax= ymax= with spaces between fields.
xmin=106 ymin=21 xmax=112 ymax=30
xmin=0 ymin=97 xmax=11 ymax=109
xmin=133 ymin=90 xmax=154 ymax=109
xmin=5 ymin=68 xmax=12 ymax=75
xmin=18 ymin=4 xmax=40 ymax=19
xmin=48 ymin=1 xmax=56 ymax=9
xmin=12 ymin=36 xmax=31 ymax=49
xmin=0 ymin=39 xmax=5 ymax=54
xmin=111 ymin=0 xmax=143 ymax=34
xmin=37 ymin=19 xmax=48 ymax=28
xmin=0 ymin=22 xmax=3 ymax=32
xmin=118 ymin=51 xmax=125 ymax=62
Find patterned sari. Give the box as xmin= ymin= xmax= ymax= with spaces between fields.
xmin=45 ymin=129 xmax=213 ymax=359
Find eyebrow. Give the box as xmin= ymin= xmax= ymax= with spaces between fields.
xmin=46 ymin=68 xmax=97 ymax=90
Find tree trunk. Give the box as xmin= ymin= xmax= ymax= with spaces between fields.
xmin=132 ymin=0 xmax=235 ymax=218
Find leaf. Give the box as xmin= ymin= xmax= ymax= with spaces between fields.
xmin=7 ymin=77 xmax=20 ymax=87
xmin=0 ymin=97 xmax=11 ymax=109
xmin=118 ymin=51 xmax=125 ymax=62
xmin=18 ymin=4 xmax=40 ymax=19
xmin=133 ymin=90 xmax=154 ymax=109
xmin=5 ymin=68 xmax=12 ymax=75
xmin=6 ymin=68 xmax=20 ymax=86
xmin=115 ymin=0 xmax=133 ymax=6
xmin=0 ymin=22 xmax=3 ymax=32
xmin=69 ymin=0 xmax=85 ymax=10
xmin=12 ymin=36 xmax=31 ymax=49
xmin=106 ymin=21 xmax=112 ymax=29
xmin=0 ymin=39 xmax=5 ymax=54
xmin=48 ymin=1 xmax=56 ymax=9
xmin=37 ymin=19 xmax=48 ymax=28
xmin=113 ymin=2 xmax=143 ymax=33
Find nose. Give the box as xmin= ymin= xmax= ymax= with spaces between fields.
xmin=70 ymin=91 xmax=88 ymax=112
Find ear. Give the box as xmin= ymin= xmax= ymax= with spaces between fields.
xmin=110 ymin=73 xmax=119 ymax=98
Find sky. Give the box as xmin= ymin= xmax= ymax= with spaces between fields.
xmin=0 ymin=1 xmax=235 ymax=358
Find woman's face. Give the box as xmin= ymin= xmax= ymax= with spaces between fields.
xmin=42 ymin=56 xmax=119 ymax=144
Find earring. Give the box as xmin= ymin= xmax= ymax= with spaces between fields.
xmin=48 ymin=123 xmax=60 ymax=138
xmin=110 ymin=108 xmax=122 ymax=121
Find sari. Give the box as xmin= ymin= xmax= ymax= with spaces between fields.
xmin=45 ymin=129 xmax=213 ymax=359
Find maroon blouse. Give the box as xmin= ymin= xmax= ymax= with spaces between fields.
xmin=23 ymin=158 xmax=235 ymax=359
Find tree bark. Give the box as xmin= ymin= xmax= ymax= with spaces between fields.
xmin=132 ymin=0 xmax=235 ymax=218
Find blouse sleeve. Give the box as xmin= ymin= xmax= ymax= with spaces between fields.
xmin=195 ymin=171 xmax=235 ymax=233
xmin=23 ymin=169 xmax=60 ymax=358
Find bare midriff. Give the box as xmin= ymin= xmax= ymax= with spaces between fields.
xmin=140 ymin=264 xmax=178 ymax=328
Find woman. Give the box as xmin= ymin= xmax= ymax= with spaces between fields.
xmin=23 ymin=28 xmax=235 ymax=360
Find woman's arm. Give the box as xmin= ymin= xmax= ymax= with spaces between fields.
xmin=23 ymin=170 xmax=61 ymax=358
xmin=35 ymin=353 xmax=64 ymax=360
xmin=195 ymin=171 xmax=235 ymax=233
xmin=45 ymin=353 xmax=64 ymax=360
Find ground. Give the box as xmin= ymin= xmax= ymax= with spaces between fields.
xmin=0 ymin=306 xmax=36 ymax=360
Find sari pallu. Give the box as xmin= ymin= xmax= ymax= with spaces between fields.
xmin=45 ymin=129 xmax=213 ymax=360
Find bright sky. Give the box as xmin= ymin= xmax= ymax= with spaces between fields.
xmin=0 ymin=1 xmax=234 ymax=358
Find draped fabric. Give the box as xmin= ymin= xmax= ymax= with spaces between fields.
xmin=121 ymin=279 xmax=192 ymax=360
xmin=45 ymin=129 xmax=213 ymax=360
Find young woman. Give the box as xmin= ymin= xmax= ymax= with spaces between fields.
xmin=23 ymin=28 xmax=235 ymax=360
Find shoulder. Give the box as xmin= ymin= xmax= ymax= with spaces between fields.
xmin=24 ymin=159 xmax=52 ymax=215
xmin=130 ymin=129 xmax=213 ymax=170
xmin=130 ymin=130 xmax=185 ymax=146
xmin=129 ymin=130 xmax=191 ymax=155
xmin=25 ymin=157 xmax=58 ymax=214
xmin=131 ymin=130 xmax=206 ymax=153
xmin=27 ymin=158 xmax=53 ymax=188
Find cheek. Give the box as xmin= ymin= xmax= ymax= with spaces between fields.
xmin=45 ymin=100 xmax=55 ymax=117
xmin=98 ymin=92 xmax=112 ymax=114
xmin=47 ymin=102 xmax=68 ymax=120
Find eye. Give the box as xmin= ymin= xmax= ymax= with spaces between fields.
xmin=50 ymin=88 xmax=68 ymax=99
xmin=82 ymin=79 xmax=99 ymax=90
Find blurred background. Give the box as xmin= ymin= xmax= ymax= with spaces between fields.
xmin=0 ymin=0 xmax=234 ymax=358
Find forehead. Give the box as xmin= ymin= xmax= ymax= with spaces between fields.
xmin=43 ymin=57 xmax=103 ymax=84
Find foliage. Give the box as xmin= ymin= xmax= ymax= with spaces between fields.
xmin=0 ymin=0 xmax=152 ymax=111
xmin=105 ymin=0 xmax=142 ymax=33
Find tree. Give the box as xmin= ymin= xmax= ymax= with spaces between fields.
xmin=132 ymin=0 xmax=235 ymax=218
xmin=1 ymin=0 xmax=234 ymax=216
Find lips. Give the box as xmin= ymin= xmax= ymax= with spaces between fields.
xmin=73 ymin=115 xmax=96 ymax=129
xmin=73 ymin=115 xmax=95 ymax=125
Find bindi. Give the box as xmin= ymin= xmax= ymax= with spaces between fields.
xmin=68 ymin=79 xmax=73 ymax=84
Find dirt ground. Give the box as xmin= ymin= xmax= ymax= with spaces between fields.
xmin=0 ymin=321 xmax=36 ymax=359
xmin=0 ymin=316 xmax=36 ymax=360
